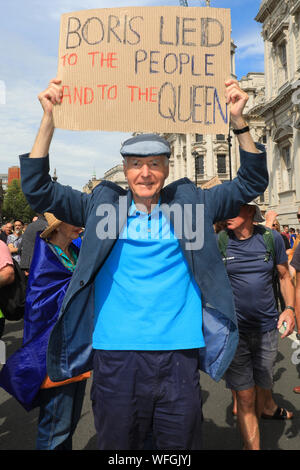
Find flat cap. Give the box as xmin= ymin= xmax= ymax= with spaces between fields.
xmin=120 ymin=133 xmax=171 ymax=158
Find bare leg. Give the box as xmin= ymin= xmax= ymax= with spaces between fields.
xmin=255 ymin=386 xmax=268 ymax=418
xmin=231 ymin=390 xmax=237 ymax=415
xmin=236 ymin=387 xmax=260 ymax=450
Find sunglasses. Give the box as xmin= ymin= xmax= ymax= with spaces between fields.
xmin=297 ymin=214 xmax=300 ymax=219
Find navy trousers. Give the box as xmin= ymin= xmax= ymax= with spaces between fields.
xmin=91 ymin=349 xmax=202 ymax=450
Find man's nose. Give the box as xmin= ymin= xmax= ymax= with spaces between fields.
xmin=140 ymin=163 xmax=150 ymax=177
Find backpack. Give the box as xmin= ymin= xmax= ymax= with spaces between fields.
xmin=218 ymin=225 xmax=276 ymax=266
xmin=0 ymin=259 xmax=26 ymax=321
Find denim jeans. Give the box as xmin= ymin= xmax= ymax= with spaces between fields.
xmin=36 ymin=379 xmax=87 ymax=450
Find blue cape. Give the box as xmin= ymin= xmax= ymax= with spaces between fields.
xmin=0 ymin=235 xmax=77 ymax=411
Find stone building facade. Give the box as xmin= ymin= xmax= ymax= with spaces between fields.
xmin=82 ymin=165 xmax=127 ymax=193
xmin=0 ymin=173 xmax=8 ymax=191
xmin=255 ymin=0 xmax=300 ymax=227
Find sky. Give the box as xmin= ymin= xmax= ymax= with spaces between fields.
xmin=0 ymin=0 xmax=264 ymax=190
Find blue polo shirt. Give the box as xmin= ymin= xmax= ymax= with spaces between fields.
xmin=93 ymin=200 xmax=204 ymax=350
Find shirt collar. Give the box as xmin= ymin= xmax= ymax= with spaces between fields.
xmin=128 ymin=197 xmax=161 ymax=217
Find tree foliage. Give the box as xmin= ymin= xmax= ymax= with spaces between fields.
xmin=2 ymin=179 xmax=35 ymax=223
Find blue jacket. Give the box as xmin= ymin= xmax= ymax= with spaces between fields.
xmin=20 ymin=144 xmax=268 ymax=383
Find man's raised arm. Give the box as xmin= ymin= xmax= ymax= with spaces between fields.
xmin=204 ymin=79 xmax=268 ymax=223
xmin=20 ymin=78 xmax=90 ymax=228
xmin=30 ymin=78 xmax=62 ymax=158
xmin=225 ymin=79 xmax=260 ymax=154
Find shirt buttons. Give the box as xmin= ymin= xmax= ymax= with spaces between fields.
xmin=80 ymin=280 xmax=84 ymax=286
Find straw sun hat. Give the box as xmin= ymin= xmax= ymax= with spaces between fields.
xmin=40 ymin=213 xmax=62 ymax=239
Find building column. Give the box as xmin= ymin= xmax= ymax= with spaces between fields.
xmin=174 ymin=136 xmax=180 ymax=180
xmin=206 ymin=136 xmax=214 ymax=179
xmin=186 ymin=133 xmax=193 ymax=179
xmin=294 ymin=129 xmax=300 ymax=202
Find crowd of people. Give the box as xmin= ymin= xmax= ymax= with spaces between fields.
xmin=0 ymin=76 xmax=299 ymax=451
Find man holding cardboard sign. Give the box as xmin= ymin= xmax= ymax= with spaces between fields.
xmin=19 ymin=74 xmax=268 ymax=450
xmin=18 ymin=0 xmax=265 ymax=452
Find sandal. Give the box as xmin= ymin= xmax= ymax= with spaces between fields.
xmin=261 ymin=406 xmax=293 ymax=420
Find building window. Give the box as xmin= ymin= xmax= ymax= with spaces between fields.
xmin=195 ymin=154 xmax=204 ymax=175
xmin=217 ymin=154 xmax=227 ymax=174
xmin=281 ymin=145 xmax=292 ymax=190
xmin=216 ymin=134 xmax=225 ymax=141
xmin=279 ymin=42 xmax=287 ymax=68
xmin=195 ymin=134 xmax=203 ymax=142
xmin=278 ymin=41 xmax=288 ymax=82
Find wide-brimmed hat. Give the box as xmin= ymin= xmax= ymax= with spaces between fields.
xmin=40 ymin=213 xmax=62 ymax=239
xmin=246 ymin=201 xmax=265 ymax=223
xmin=120 ymin=133 xmax=171 ymax=158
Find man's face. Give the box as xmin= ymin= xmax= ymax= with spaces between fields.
xmin=226 ymin=205 xmax=254 ymax=231
xmin=123 ymin=155 xmax=169 ymax=207
xmin=5 ymin=223 xmax=13 ymax=235
xmin=283 ymin=225 xmax=289 ymax=233
xmin=14 ymin=221 xmax=23 ymax=234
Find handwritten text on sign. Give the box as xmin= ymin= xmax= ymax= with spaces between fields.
xmin=53 ymin=7 xmax=231 ymax=134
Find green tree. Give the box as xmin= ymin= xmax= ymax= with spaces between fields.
xmin=2 ymin=179 xmax=35 ymax=223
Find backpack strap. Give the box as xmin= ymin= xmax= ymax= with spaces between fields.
xmin=256 ymin=224 xmax=276 ymax=264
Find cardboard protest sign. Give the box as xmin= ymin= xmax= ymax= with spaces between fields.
xmin=201 ymin=176 xmax=222 ymax=189
xmin=53 ymin=6 xmax=231 ymax=134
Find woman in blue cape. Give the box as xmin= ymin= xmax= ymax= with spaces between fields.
xmin=0 ymin=213 xmax=89 ymax=450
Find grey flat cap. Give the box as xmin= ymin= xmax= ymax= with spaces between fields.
xmin=120 ymin=133 xmax=171 ymax=158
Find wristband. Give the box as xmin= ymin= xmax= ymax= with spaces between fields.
xmin=286 ymin=306 xmax=295 ymax=313
xmin=232 ymin=126 xmax=250 ymax=135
